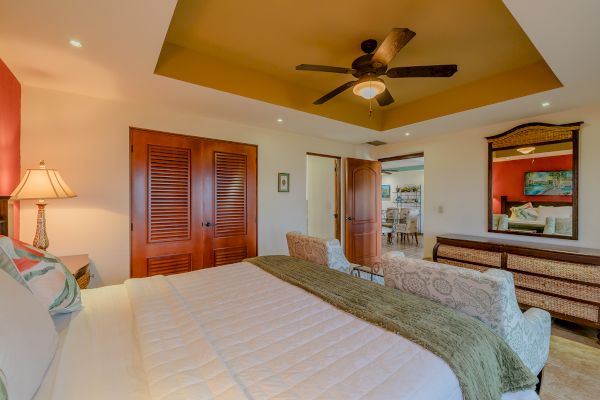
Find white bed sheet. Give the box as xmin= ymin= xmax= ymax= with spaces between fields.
xmin=34 ymin=262 xmax=539 ymax=400
xmin=34 ymin=285 xmax=149 ymax=400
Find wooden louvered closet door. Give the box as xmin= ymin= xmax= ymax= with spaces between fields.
xmin=200 ymin=140 xmax=257 ymax=266
xmin=130 ymin=128 xmax=257 ymax=277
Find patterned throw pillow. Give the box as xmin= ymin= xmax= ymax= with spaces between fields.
xmin=555 ymin=217 xmax=573 ymax=236
xmin=0 ymin=236 xmax=81 ymax=315
xmin=509 ymin=202 xmax=538 ymax=221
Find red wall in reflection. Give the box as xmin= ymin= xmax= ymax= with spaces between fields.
xmin=0 ymin=58 xmax=20 ymax=238
xmin=492 ymin=154 xmax=572 ymax=214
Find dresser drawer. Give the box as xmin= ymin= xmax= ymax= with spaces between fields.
xmin=437 ymin=245 xmax=502 ymax=267
xmin=516 ymin=288 xmax=599 ymax=323
xmin=513 ymin=272 xmax=600 ymax=304
xmin=507 ymin=254 xmax=600 ymax=284
xmin=436 ymin=257 xmax=490 ymax=273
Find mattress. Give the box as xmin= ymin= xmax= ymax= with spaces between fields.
xmin=34 ymin=261 xmax=538 ymax=400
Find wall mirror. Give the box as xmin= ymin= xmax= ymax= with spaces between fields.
xmin=487 ymin=122 xmax=582 ymax=240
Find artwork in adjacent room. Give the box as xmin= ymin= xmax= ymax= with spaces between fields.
xmin=524 ymin=171 xmax=573 ymax=196
xmin=278 ymin=173 xmax=289 ymax=192
xmin=381 ymin=184 xmax=391 ymax=199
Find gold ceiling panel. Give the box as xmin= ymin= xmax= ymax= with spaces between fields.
xmin=156 ymin=0 xmax=561 ymax=131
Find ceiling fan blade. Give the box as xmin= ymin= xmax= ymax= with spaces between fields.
xmin=376 ymin=88 xmax=394 ymax=106
xmin=296 ymin=64 xmax=356 ymax=74
xmin=372 ymin=28 xmax=416 ymax=67
xmin=314 ymin=81 xmax=357 ymax=105
xmin=387 ymin=65 xmax=458 ymax=78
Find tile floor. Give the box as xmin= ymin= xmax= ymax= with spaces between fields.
xmin=382 ymin=233 xmax=424 ymax=259
xmin=541 ymin=320 xmax=600 ymax=399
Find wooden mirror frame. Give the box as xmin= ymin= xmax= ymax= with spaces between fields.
xmin=486 ymin=122 xmax=582 ymax=240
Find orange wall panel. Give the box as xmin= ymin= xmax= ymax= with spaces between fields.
xmin=0 ymin=58 xmax=21 ymax=238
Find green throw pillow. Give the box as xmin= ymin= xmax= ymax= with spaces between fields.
xmin=0 ymin=236 xmax=81 ymax=315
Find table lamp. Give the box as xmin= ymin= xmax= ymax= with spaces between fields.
xmin=10 ymin=161 xmax=76 ymax=250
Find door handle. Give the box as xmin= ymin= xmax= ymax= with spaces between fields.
xmin=345 ymin=216 xmax=353 ymax=221
xmin=205 ymin=222 xmax=216 ymax=227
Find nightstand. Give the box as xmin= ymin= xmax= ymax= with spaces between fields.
xmin=59 ymin=254 xmax=91 ymax=289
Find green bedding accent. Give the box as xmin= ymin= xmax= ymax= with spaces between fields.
xmin=246 ymin=255 xmax=537 ymax=400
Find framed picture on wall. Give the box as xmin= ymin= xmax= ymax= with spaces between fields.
xmin=524 ymin=170 xmax=573 ymax=195
xmin=382 ymin=184 xmax=391 ymax=199
xmin=278 ymin=173 xmax=290 ymax=192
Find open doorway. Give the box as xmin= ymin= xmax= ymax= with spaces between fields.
xmin=379 ymin=152 xmax=424 ymax=259
xmin=306 ymin=153 xmax=340 ymax=240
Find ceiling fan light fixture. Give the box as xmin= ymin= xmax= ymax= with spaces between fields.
xmin=353 ymin=77 xmax=385 ymax=99
xmin=517 ymin=146 xmax=536 ymax=155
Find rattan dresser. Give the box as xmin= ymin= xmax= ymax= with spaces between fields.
xmin=433 ymin=234 xmax=600 ymax=340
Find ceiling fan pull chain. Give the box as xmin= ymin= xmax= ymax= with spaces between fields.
xmin=368 ymin=80 xmax=373 ymax=118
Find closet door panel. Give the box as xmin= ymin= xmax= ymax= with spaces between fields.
xmin=130 ymin=128 xmax=203 ymax=278
xmin=202 ymin=140 xmax=257 ymax=267
xmin=131 ymin=128 xmax=258 ymax=276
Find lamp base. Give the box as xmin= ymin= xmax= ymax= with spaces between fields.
xmin=33 ymin=201 xmax=49 ymax=250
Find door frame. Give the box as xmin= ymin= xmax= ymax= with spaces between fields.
xmin=129 ymin=127 xmax=259 ymax=276
xmin=306 ymin=152 xmax=341 ymax=241
xmin=378 ymin=151 xmax=424 ymax=163
xmin=379 ymin=151 xmax=425 ymax=235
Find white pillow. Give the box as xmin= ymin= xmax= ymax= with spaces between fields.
xmin=0 ymin=269 xmax=58 ymax=400
xmin=537 ymin=205 xmax=572 ymax=221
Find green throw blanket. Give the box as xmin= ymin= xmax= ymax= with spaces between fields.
xmin=246 ymin=255 xmax=537 ymax=400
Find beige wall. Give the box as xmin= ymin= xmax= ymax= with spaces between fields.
xmin=306 ymin=155 xmax=336 ymax=239
xmin=20 ymin=85 xmax=600 ymax=285
xmin=371 ymin=103 xmax=600 ymax=256
xmin=19 ymin=86 xmax=368 ymax=285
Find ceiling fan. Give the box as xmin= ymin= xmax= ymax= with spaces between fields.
xmin=296 ymin=28 xmax=458 ymax=106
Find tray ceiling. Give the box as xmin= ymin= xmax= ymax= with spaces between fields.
xmin=156 ymin=0 xmax=560 ymax=131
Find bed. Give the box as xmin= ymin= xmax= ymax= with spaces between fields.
xmin=500 ymin=196 xmax=573 ymax=233
xmin=31 ymin=260 xmax=538 ymax=400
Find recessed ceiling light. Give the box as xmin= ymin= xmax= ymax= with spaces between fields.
xmin=276 ymin=118 xmax=283 ymax=123
xmin=541 ymin=102 xmax=550 ymax=107
xmin=405 ymin=132 xmax=411 ymax=136
xmin=69 ymin=39 xmax=82 ymax=48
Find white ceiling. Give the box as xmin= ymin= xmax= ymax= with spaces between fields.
xmin=1 ymin=0 xmax=599 ymax=145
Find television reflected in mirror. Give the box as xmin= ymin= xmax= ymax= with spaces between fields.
xmin=487 ymin=122 xmax=582 ymax=240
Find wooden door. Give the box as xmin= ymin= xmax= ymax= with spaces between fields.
xmin=201 ymin=140 xmax=257 ymax=266
xmin=344 ymin=158 xmax=381 ymax=267
xmin=130 ymin=128 xmax=204 ymax=277
xmin=131 ymin=128 xmax=258 ymax=276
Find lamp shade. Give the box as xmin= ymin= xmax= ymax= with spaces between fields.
xmin=10 ymin=161 xmax=76 ymax=200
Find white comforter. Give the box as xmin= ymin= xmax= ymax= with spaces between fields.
xmin=36 ymin=262 xmax=538 ymax=400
